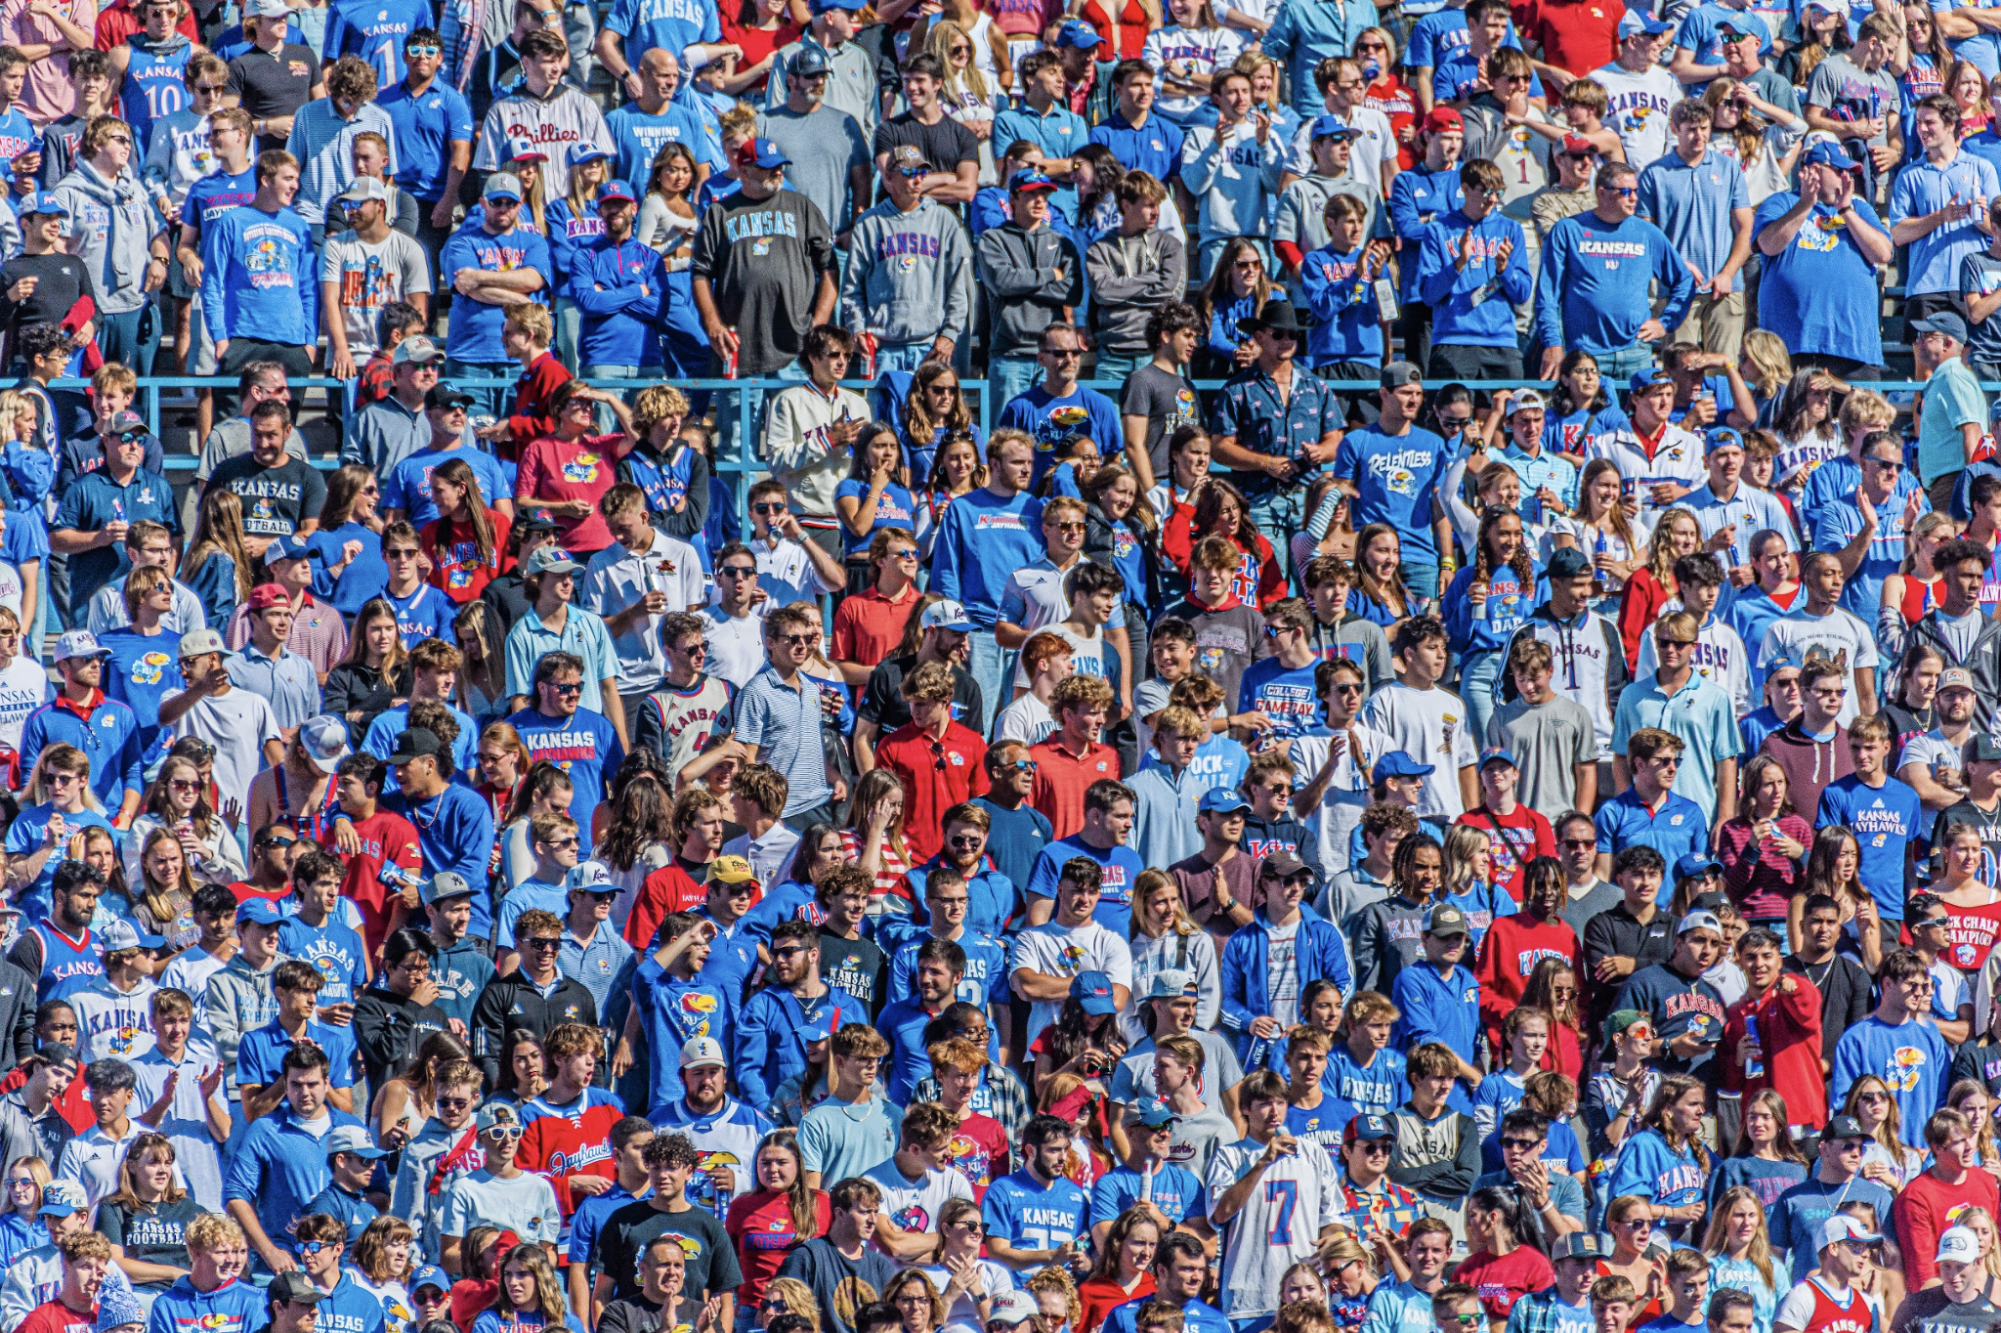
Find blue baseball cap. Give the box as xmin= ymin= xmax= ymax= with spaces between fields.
xmin=236 ymin=898 xmax=283 ymax=927
xmin=1805 ymin=139 xmax=1859 ymax=171
xmin=1311 ymin=114 xmax=1362 ymax=141
xmin=1198 ymin=787 xmax=1253 ymax=815
xmin=1071 ymin=970 xmax=1117 ymax=1015
xmin=19 ymin=190 xmax=66 ymax=217
xmin=1128 ymin=1101 xmax=1177 ymax=1128
xmin=1705 ymin=426 xmax=1746 ymax=454
xmin=1674 ymin=853 xmax=1724 ymax=881
xmin=265 ymin=531 xmax=319 ymax=563
xmin=596 ymin=179 xmax=637 ymax=205
xmin=1374 ymin=750 xmax=1436 ymax=779
xmin=1345 ymin=1113 xmax=1395 ymax=1143
xmin=410 ymin=1267 xmax=450 ymax=1297
xmin=570 ymin=145 xmax=612 ymax=165
xmin=1629 ymin=367 xmax=1674 ymax=394
xmin=810 ymin=0 xmax=867 ymax=14
xmin=1478 ymin=746 xmax=1517 ymax=770
xmin=1009 ymin=169 xmax=1058 ymax=194
xmin=800 ymin=1005 xmax=849 ymax=1043
xmin=1618 ymin=9 xmax=1671 ymax=35
xmin=735 ymin=136 xmax=791 ymax=169
xmin=1057 ymin=18 xmax=1102 ymax=46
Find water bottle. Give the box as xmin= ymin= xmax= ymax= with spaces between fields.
xmin=1744 ymin=1014 xmax=1763 ymax=1079
xmin=712 ymin=1182 xmax=733 ymax=1220
xmin=1593 ymin=531 xmax=1609 ymax=592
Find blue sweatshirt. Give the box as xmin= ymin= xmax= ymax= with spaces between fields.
xmin=199 ymin=204 xmax=318 ymax=345
xmin=634 ymin=959 xmax=734 ymax=1116
xmin=1298 ymin=242 xmax=1383 ymax=364
xmin=1388 ymin=165 xmax=1463 ymax=300
xmin=438 ymin=220 xmax=555 ymax=364
xmin=1605 ymin=1126 xmax=1708 ymax=1209
xmin=143 ymin=1274 xmax=270 ymax=1333
xmin=1830 ymin=1016 xmax=1951 ymax=1148
xmin=566 ymin=236 xmax=669 ymax=369
xmin=1219 ymin=909 xmax=1355 ymax=1061
xmin=730 ymin=982 xmax=864 ymax=1106
xmin=1533 ymin=211 xmax=1694 ymax=356
xmin=929 ymin=487 xmax=1046 ymax=626
xmin=1416 ymin=209 xmax=1535 ymax=346
xmin=1442 ymin=561 xmax=1547 ymax=658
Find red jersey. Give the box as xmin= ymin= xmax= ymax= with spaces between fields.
xmin=1718 ymin=973 xmax=1827 ymax=1129
xmin=422 ymin=510 xmax=515 ymax=604
xmin=622 ymin=857 xmax=713 ymax=949
xmin=1455 ymin=1247 xmax=1556 ymax=1321
xmin=1457 ymin=805 xmax=1556 ymax=902
xmin=1785 ymin=1277 xmax=1878 ymax=1333
xmin=831 ymin=584 xmax=920 ymax=675
xmin=516 ymin=435 xmax=622 ymax=554
xmin=944 ymin=1111 xmax=1009 ymax=1199
xmin=17 ymin=1301 xmax=92 ymax=1333
xmin=325 ymin=808 xmax=423 ymax=958
xmin=1027 ymin=737 xmax=1121 ymax=840
xmin=1474 ymin=912 xmax=1582 ymax=1053
xmin=725 ymin=1188 xmax=832 ymax=1307
xmin=517 ymin=1087 xmax=627 ymax=1217
xmin=875 ymin=720 xmax=991 ymax=862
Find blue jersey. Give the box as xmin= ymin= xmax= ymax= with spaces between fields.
xmin=327 ymin=0 xmax=433 ymax=90
xmin=506 ymin=707 xmax=626 ymax=857
xmin=383 ymin=580 xmax=459 ymax=648
xmin=1325 ymin=1046 xmax=1409 ymax=1116
xmin=1284 ymin=1096 xmax=1360 ymax=1147
xmin=1815 ymin=775 xmax=1922 ymax=918
xmin=1024 ymin=836 xmax=1144 ymax=934
xmin=886 ymin=930 xmax=1009 ymax=1009
xmin=981 ymin=1169 xmax=1090 ymax=1251
xmin=275 ymin=914 xmax=370 ymax=1005
xmin=25 ymin=922 xmax=104 ymax=1003
xmin=121 ymin=38 xmax=193 ymax=158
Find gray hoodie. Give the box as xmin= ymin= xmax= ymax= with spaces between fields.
xmin=1084 ymin=227 xmax=1186 ymax=356
xmin=52 ymin=160 xmax=159 ymax=315
xmin=975 ymin=220 xmax=1084 ymax=359
xmin=839 ymin=196 xmax=974 ymax=346
xmin=203 ymin=952 xmax=285 ymax=1096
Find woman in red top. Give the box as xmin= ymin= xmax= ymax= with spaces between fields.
xmin=1075 ymin=0 xmax=1156 ymax=60
xmin=1456 ymin=1186 xmax=1557 ymax=1323
xmin=1615 ymin=508 xmax=1700 ymax=670
xmin=515 ymin=382 xmax=633 ymax=555
xmin=1357 ymin=27 xmax=1417 ymax=170
xmin=1519 ymin=959 xmax=1586 ymax=1082
xmin=1076 ymin=1209 xmax=1159 ymax=1333
xmin=423 ymin=459 xmax=514 ymax=604
xmin=725 ymin=1132 xmax=831 ymax=1311
xmin=1717 ymin=755 xmax=1813 ymax=931
xmin=715 ymin=0 xmax=804 ymax=96
xmin=1931 ymin=825 xmax=2001 ymax=974
xmin=1165 ymin=479 xmax=1286 ymax=609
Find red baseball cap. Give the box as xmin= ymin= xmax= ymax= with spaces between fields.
xmin=1422 ymin=107 xmax=1463 ymax=133
xmin=247 ymin=583 xmax=289 ymax=611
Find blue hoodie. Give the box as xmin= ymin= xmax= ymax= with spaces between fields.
xmin=143 ymin=1274 xmax=268 ymax=1333
xmin=224 ymin=1105 xmax=368 ymax=1248
xmin=1298 ymin=243 xmax=1383 ymax=365
xmin=199 ymin=203 xmax=318 ymax=345
xmin=730 ymin=982 xmax=865 ymax=1106
xmin=1534 ymin=211 xmax=1693 ymax=357
xmin=567 ymin=236 xmax=669 ymax=369
xmin=1219 ymin=910 xmax=1355 ymax=1062
xmin=929 ymin=487 xmax=1046 ymax=627
xmin=1416 ymin=208 xmax=1535 ymax=347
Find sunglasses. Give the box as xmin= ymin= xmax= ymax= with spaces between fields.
xmin=521 ymin=937 xmax=563 ymax=950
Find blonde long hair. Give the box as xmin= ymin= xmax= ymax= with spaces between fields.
xmin=185 ymin=488 xmax=254 ymax=603
xmin=1699 ymin=1184 xmax=1777 ymax=1291
xmin=927 ymin=19 xmax=991 ymax=101
xmin=26 ymin=744 xmax=101 ymax=811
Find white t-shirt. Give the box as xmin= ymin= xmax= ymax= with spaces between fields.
xmin=1267 ymin=918 xmax=1301 ymax=1028
xmin=1360 ymin=682 xmax=1479 ymax=818
xmin=1758 ymin=607 xmax=1881 ymax=727
xmin=862 ymin=1157 xmax=975 ymax=1266
xmin=994 ymin=693 xmax=1055 ymax=746
xmin=1009 ymin=920 xmax=1134 ymax=1044
xmin=0 ymin=653 xmax=49 ymax=751
xmin=169 ymin=686 xmax=282 ymax=813
xmin=159 ymin=947 xmax=230 ymax=1029
xmin=702 ymin=605 xmax=770 ymax=690
xmin=1287 ymin=104 xmax=1396 ymax=188
xmin=752 ymin=534 xmax=839 ymax=610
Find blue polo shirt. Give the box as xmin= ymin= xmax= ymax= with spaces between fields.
xmin=993 ymin=102 xmax=1088 ymax=216
xmin=226 ymin=644 xmax=322 ymax=733
xmin=51 ymin=466 xmax=178 ymax=613
xmin=376 ymin=78 xmax=475 ymax=202
xmin=236 ymin=1019 xmax=359 ymax=1089
xmin=1888 ymin=149 xmax=2001 ymax=296
xmin=1612 ymin=671 xmax=1739 ymax=817
xmin=223 ymin=1104 xmax=368 ymax=1247
xmin=1594 ymin=789 xmax=1710 ymax=902
xmin=18 ymin=694 xmax=142 ymax=812
xmin=1636 ymin=148 xmax=1753 ymax=295
xmin=1089 ymin=111 xmax=1185 ymax=184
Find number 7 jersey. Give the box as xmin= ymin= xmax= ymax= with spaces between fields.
xmin=1206 ymin=1136 xmax=1343 ymax=1320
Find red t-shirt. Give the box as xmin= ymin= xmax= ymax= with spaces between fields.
xmin=831 ymin=584 xmax=920 ymax=676
xmin=1080 ymin=1275 xmax=1154 ymax=1333
xmin=1456 ymin=1247 xmax=1556 ymax=1320
xmin=516 ymin=434 xmax=621 ymax=553
xmin=1896 ymin=1166 xmax=2001 ymax=1287
xmin=945 ymin=1112 xmax=1010 ymax=1199
xmin=725 ymin=1188 xmax=832 ymax=1307
xmin=875 ymin=720 xmax=991 ymax=862
xmin=94 ymin=0 xmax=197 ymax=46
xmin=1937 ymin=895 xmax=2001 ymax=974
xmin=1518 ymin=0 xmax=1622 ymax=85
xmin=623 ymin=857 xmax=713 ymax=949
xmin=423 ymin=510 xmax=515 ymax=604
xmin=1027 ymin=738 xmax=1122 ymax=840
xmin=324 ymin=807 xmax=423 ymax=958
xmin=1457 ymin=805 xmax=1556 ymax=903
xmin=17 ymin=1302 xmax=92 ymax=1333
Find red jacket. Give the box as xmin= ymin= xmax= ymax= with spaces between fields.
xmin=1896 ymin=1165 xmax=2001 ymax=1287
xmin=503 ymin=351 xmax=572 ymax=460
xmin=517 ymin=1087 xmax=626 ymax=1217
xmin=1719 ymin=973 xmax=1826 ymax=1129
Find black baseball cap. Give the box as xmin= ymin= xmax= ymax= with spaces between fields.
xmin=425 ymin=386 xmax=475 ymax=411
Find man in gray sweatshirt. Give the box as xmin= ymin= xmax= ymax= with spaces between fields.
xmin=1083 ymin=170 xmax=1186 ymax=379
xmin=839 ymin=144 xmax=973 ymax=375
xmin=975 ymin=169 xmax=1083 ymax=418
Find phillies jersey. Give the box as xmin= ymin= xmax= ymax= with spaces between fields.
xmin=518 ymin=1086 xmax=627 ymax=1221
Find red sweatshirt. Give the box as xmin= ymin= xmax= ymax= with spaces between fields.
xmin=1896 ymin=1165 xmax=2001 ymax=1287
xmin=1475 ymin=912 xmax=1582 ymax=1055
xmin=503 ymin=351 xmax=573 ymax=461
xmin=1719 ymin=973 xmax=1827 ymax=1129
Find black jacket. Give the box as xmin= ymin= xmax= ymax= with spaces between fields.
xmin=1906 ymin=607 xmax=2001 ymax=733
xmin=353 ymin=985 xmax=450 ymax=1089
xmin=324 ymin=661 xmax=409 ymax=745
xmin=470 ymin=973 xmax=598 ymax=1090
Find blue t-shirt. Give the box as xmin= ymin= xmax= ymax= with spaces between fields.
xmin=384 ymin=444 xmax=510 ymax=526
xmin=1815 ymin=774 xmax=1922 ymax=918
xmin=1090 ymin=1163 xmax=1208 ymax=1226
xmin=98 ymin=627 xmax=183 ymax=771
xmin=1024 ymin=835 xmax=1145 ymax=935
xmin=506 ymin=707 xmax=626 ymax=857
xmin=601 ymin=0 xmax=721 ymax=71
xmin=1752 ymin=191 xmax=1889 ymax=366
xmin=438 ymin=223 xmax=554 ymax=363
xmin=995 ymin=386 xmax=1123 ymax=490
xmin=833 ymin=477 xmax=917 ymax=557
xmin=1333 ymin=424 xmax=1452 ymax=561
xmin=1237 ymin=656 xmax=1323 ymax=738
xmin=275 ymin=914 xmax=370 ymax=1005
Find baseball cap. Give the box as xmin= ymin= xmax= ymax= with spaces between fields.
xmin=1939 ymin=1226 xmax=1982 ymax=1266
xmin=1825 ymin=1114 xmax=1868 ymax=1140
xmin=178 ymin=628 xmax=227 ymax=659
xmin=680 ymin=1037 xmax=727 ymax=1069
xmin=410 ymin=1267 xmax=450 ymax=1297
xmin=104 ymin=409 xmax=147 ymax=439
xmin=810 ymin=0 xmax=866 ymax=12
xmin=565 ymin=860 xmax=617 ymax=891
xmin=525 ymin=545 xmax=585 ymax=576
xmin=1940 ymin=667 xmax=1977 ymax=692
xmin=790 ymin=45 xmax=832 ymax=76
xmin=1970 ymin=735 xmax=2001 ymax=764
xmin=37 ymin=1180 xmax=86 ymax=1218
xmin=53 ymin=630 xmax=113 ymax=663
xmin=1374 ymin=750 xmax=1436 ymax=779
xmin=1678 ymin=909 xmax=1725 ymax=938
xmin=989 ymin=1293 xmax=1039 ymax=1328
xmin=385 ymin=728 xmax=445 ymax=765
xmin=246 ymin=583 xmax=291 ymax=612
xmin=1478 ymin=746 xmax=1517 ymax=769
xmin=96 ymin=1290 xmax=145 ymax=1333
xmin=1261 ymin=850 xmax=1310 ymax=880
xmin=1506 ymin=389 xmax=1547 ymax=416
xmin=18 ymin=190 xmax=66 ymax=217
xmin=1630 ymin=367 xmax=1674 ymax=394
xmin=269 ymin=1274 xmax=324 ymax=1308
xmin=338 ymin=176 xmax=388 ymax=204
xmin=1674 ymin=853 xmax=1723 ymax=881
xmin=1311 ymin=114 xmax=1361 ymax=140
xmin=705 ymin=855 xmax=758 ymax=889
xmin=1421 ymin=107 xmax=1462 ymax=133
xmin=423 ymin=872 xmax=476 ymax=905
xmin=425 ymin=384 xmax=473 ymax=409
xmin=596 ymin=179 xmax=636 ymax=205
xmin=1344 ymin=1113 xmax=1394 ymax=1143
xmin=1198 ymin=787 xmax=1253 ymax=816
xmin=1008 ymin=169 xmax=1059 ymax=194
xmin=1689 ymin=890 xmax=1732 ymax=916
xmin=1380 ymin=361 xmax=1423 ymax=389
xmin=236 ymin=899 xmax=283 ymax=927
xmin=1820 ymin=1214 xmax=1884 ymax=1250
xmin=1146 ymin=969 xmax=1198 ymax=1000
xmin=482 ymin=172 xmax=524 ymax=202
xmin=264 ymin=532 xmax=318 ymax=563
xmin=1055 ymin=18 xmax=1102 ymax=47
xmin=1705 ymin=426 xmax=1746 ymax=454
xmin=1547 ymin=546 xmax=1591 ymax=579
xmin=1606 ymin=1009 xmax=1653 ymax=1038
xmin=1560 ymin=134 xmax=1600 ymax=156
xmin=477 ymin=1103 xmax=523 ymax=1133
xmin=99 ymin=918 xmax=166 ymax=953
xmin=736 ymin=137 xmax=790 ymax=169
xmin=1914 ymin=312 xmax=1971 ymax=345
xmin=1618 ymin=9 xmax=1671 ymax=34
xmin=244 ymin=0 xmax=290 ymax=16
xmin=889 ymin=144 xmax=932 ymax=176
xmin=1072 ymin=970 xmax=1117 ymax=1015
xmin=921 ymin=598 xmax=975 ymax=632
xmin=1423 ymin=903 xmax=1470 ymax=937
xmin=1805 ymin=139 xmax=1859 ymax=170
xmin=299 ymin=715 xmax=351 ymax=773
xmin=1127 ymin=1101 xmax=1177 ymax=1128
xmin=1552 ymin=1233 xmax=1607 ymax=1263
xmin=325 ymin=1125 xmax=388 ymax=1159
xmin=570 ymin=145 xmax=612 ymax=165
xmin=1714 ymin=19 xmax=1753 ymax=37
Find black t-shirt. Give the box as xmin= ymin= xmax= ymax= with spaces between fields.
xmin=1121 ymin=362 xmax=1201 ymax=477
xmin=856 ymin=653 xmax=982 ymax=733
xmin=871 ymin=112 xmax=979 ymax=175
xmin=689 ymin=187 xmax=835 ymax=377
xmin=226 ymin=43 xmax=318 ymax=151
xmin=598 ymin=1201 xmax=740 ymax=1305
xmin=0 ymin=252 xmax=96 ymax=340
xmin=208 ymin=450 xmax=328 ymax=540
xmin=95 ymin=1196 xmax=205 ymax=1286
xmin=817 ymin=929 xmax=886 ymax=1017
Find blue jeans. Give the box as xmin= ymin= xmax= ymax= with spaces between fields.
xmin=1596 ymin=344 xmax=1657 ymax=382
xmin=967 ymin=629 xmax=1004 ymax=736
xmin=98 ymin=303 xmax=156 ymax=374
xmin=1094 ymin=350 xmax=1144 ymax=380
xmin=1405 ymin=561 xmax=1441 ymax=612
xmin=876 ymin=341 xmax=936 ymax=374
xmin=443 ymin=358 xmax=514 ymax=422
xmin=986 ymin=356 xmax=1039 ymax=418
xmin=1460 ymin=649 xmax=1503 ymax=748
xmin=582 ymin=365 xmax=665 ymax=430
xmin=714 ymin=361 xmax=807 ymax=461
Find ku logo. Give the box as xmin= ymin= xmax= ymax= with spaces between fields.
xmin=1887 ymin=1045 xmax=1927 ymax=1091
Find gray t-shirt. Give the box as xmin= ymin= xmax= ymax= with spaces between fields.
xmin=1805 ymin=54 xmax=1899 ymax=148
xmin=1110 ymin=1029 xmax=1245 ymax=1116
xmin=319 ymin=230 xmax=432 ymax=356
xmin=1168 ymin=1106 xmax=1238 ymax=1182
xmin=1487 ymin=694 xmax=1602 ymax=823
xmin=757 ymin=103 xmax=872 ymax=235
xmin=1964 ymin=251 xmax=2001 ymax=367
xmin=1121 ymin=362 xmax=1202 ymax=478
